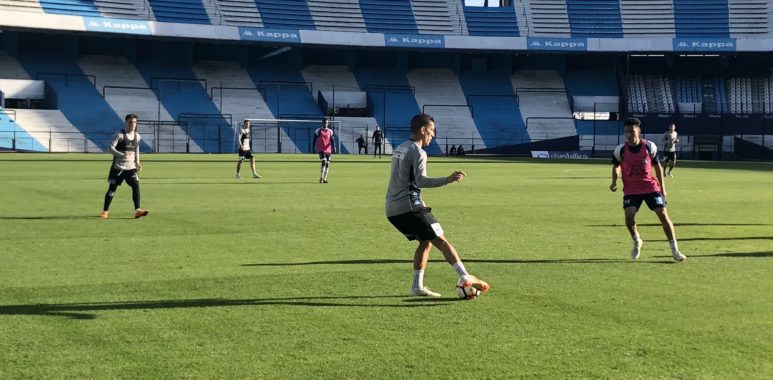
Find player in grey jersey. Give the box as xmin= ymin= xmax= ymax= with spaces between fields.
xmin=101 ymin=113 xmax=149 ymax=219
xmin=661 ymin=122 xmax=679 ymax=177
xmin=385 ymin=113 xmax=490 ymax=297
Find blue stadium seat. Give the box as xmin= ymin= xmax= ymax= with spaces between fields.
xmin=148 ymin=0 xmax=212 ymax=25
xmin=566 ymin=0 xmax=623 ymax=38
xmin=359 ymin=0 xmax=418 ymax=34
xmin=39 ymin=0 xmax=101 ymax=17
xmin=463 ymin=6 xmax=519 ymax=37
xmin=255 ymin=0 xmax=315 ymax=30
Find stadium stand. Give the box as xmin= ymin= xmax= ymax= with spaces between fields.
xmin=308 ymin=0 xmax=367 ymax=32
xmin=729 ymin=0 xmax=768 ymax=36
xmin=359 ymin=0 xmax=418 ymax=34
xmin=38 ymin=0 xmax=100 ymax=17
xmin=147 ymin=0 xmax=214 ymax=25
xmin=673 ymin=0 xmax=729 ymax=37
xmin=463 ymin=4 xmax=519 ymax=37
xmin=511 ymin=70 xmax=575 ymax=140
xmin=620 ymin=0 xmax=674 ymax=36
xmin=254 ymin=0 xmax=315 ymax=30
xmin=523 ymin=0 xmax=571 ymax=37
xmin=411 ymin=0 xmax=458 ymax=35
xmin=565 ymin=0 xmax=623 ymax=38
xmin=458 ymin=71 xmax=527 ymax=147
xmin=215 ymin=0 xmax=263 ymax=27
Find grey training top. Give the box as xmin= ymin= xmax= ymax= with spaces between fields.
xmin=108 ymin=130 xmax=141 ymax=171
xmin=385 ymin=139 xmax=448 ymax=217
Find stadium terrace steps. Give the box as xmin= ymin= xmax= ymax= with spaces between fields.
xmin=93 ymin=0 xmax=146 ymax=19
xmin=565 ymin=0 xmax=623 ymax=38
xmin=37 ymin=0 xmax=100 ymax=17
xmin=463 ymin=5 xmax=519 ymax=37
xmin=301 ymin=65 xmax=361 ymax=102
xmin=332 ymin=116 xmax=379 ymax=154
xmin=77 ymin=55 xmax=181 ymax=151
xmin=411 ymin=0 xmax=457 ymax=35
xmin=359 ymin=0 xmax=418 ymax=34
xmin=510 ymin=70 xmax=575 ymax=141
xmin=308 ymin=0 xmax=366 ymax=32
xmin=254 ymin=0 xmax=315 ymax=30
xmin=620 ymin=0 xmax=674 ymax=35
xmin=0 ymin=0 xmax=42 ymax=13
xmin=673 ymin=0 xmax=729 ymax=36
xmin=193 ymin=60 xmax=273 ymax=130
xmin=215 ymin=0 xmax=263 ymax=27
xmin=523 ymin=0 xmax=571 ymax=37
xmin=13 ymin=109 xmax=95 ymax=152
xmin=458 ymin=72 xmax=528 ymax=147
xmin=407 ymin=68 xmax=479 ymax=151
xmin=728 ymin=0 xmax=768 ymax=36
xmin=147 ymin=0 xmax=213 ymax=25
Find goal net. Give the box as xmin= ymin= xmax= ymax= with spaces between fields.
xmin=240 ymin=118 xmax=371 ymax=154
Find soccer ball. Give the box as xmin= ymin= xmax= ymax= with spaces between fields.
xmin=456 ymin=278 xmax=481 ymax=300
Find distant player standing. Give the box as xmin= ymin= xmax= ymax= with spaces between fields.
xmin=372 ymin=126 xmax=384 ymax=158
xmin=236 ymin=120 xmax=262 ymax=179
xmin=100 ymin=113 xmax=149 ymax=219
xmin=313 ymin=118 xmax=334 ymax=183
xmin=662 ymin=122 xmax=679 ymax=177
xmin=610 ymin=118 xmax=685 ymax=262
xmin=386 ymin=113 xmax=490 ymax=297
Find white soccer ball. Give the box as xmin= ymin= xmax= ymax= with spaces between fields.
xmin=456 ymin=278 xmax=481 ymax=300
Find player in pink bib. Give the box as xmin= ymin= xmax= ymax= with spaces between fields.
xmin=313 ymin=118 xmax=335 ymax=183
xmin=610 ymin=118 xmax=685 ymax=262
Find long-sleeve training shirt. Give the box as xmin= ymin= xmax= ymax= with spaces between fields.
xmin=385 ymin=139 xmax=447 ymax=217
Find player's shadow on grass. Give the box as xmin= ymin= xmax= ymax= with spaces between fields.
xmin=681 ymin=251 xmax=773 ymax=258
xmin=588 ymin=223 xmax=771 ymax=227
xmin=0 ymin=295 xmax=445 ymax=320
xmin=0 ymin=215 xmax=102 ymax=220
xmin=243 ymin=258 xmax=674 ymax=266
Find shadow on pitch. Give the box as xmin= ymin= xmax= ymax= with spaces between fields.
xmin=681 ymin=251 xmax=773 ymax=258
xmin=243 ymin=258 xmax=674 ymax=266
xmin=0 ymin=215 xmax=113 ymax=220
xmin=588 ymin=223 xmax=771 ymax=227
xmin=0 ymin=295 xmax=447 ymax=319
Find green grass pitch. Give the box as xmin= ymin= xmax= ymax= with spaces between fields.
xmin=0 ymin=153 xmax=771 ymax=378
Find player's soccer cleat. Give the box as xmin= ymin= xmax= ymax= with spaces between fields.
xmin=461 ymin=274 xmax=490 ymax=293
xmin=253 ymin=174 xmax=262 ymax=179
xmin=134 ymin=209 xmax=149 ymax=219
xmin=632 ymin=238 xmax=643 ymax=260
xmin=236 ymin=174 xmax=242 ymax=179
xmin=100 ymin=211 xmax=109 ymax=219
xmin=672 ymin=250 xmax=686 ymax=262
xmin=323 ymin=180 xmax=328 ymax=183
xmin=410 ymin=287 xmax=441 ymax=297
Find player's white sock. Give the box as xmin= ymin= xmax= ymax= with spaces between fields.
xmin=412 ymin=270 xmax=424 ymax=289
xmin=632 ymin=234 xmax=640 ymax=242
xmin=669 ymin=239 xmax=679 ymax=252
xmin=453 ymin=262 xmax=469 ymax=278
xmin=323 ymin=167 xmax=329 ymax=180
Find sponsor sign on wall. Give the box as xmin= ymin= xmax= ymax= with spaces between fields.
xmin=531 ymin=151 xmax=591 ymax=159
xmin=673 ymin=38 xmax=736 ymax=52
xmin=385 ymin=34 xmax=445 ymax=48
xmin=527 ymin=37 xmax=587 ymax=51
xmin=238 ymin=27 xmax=301 ymax=43
xmin=83 ymin=17 xmax=151 ymax=35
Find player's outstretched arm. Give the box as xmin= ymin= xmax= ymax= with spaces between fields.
xmin=447 ymin=171 xmax=466 ymax=184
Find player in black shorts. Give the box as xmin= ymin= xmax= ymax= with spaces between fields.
xmin=236 ymin=120 xmax=262 ymax=179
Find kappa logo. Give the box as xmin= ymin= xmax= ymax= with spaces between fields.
xmin=88 ymin=21 xmax=100 ymax=27
xmin=677 ymin=42 xmax=688 ymax=48
xmin=255 ymin=31 xmax=298 ymax=39
xmin=530 ymin=41 xmax=542 ymax=47
xmin=400 ymin=37 xmax=442 ymax=46
xmin=544 ymin=40 xmax=585 ymax=48
xmin=388 ymin=37 xmax=399 ymax=43
xmin=100 ymin=21 xmax=148 ymax=31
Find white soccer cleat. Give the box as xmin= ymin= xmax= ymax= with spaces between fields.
xmin=236 ymin=174 xmax=242 ymax=179
xmin=461 ymin=274 xmax=490 ymax=293
xmin=410 ymin=287 xmax=441 ymax=297
xmin=632 ymin=239 xmax=643 ymax=261
xmin=253 ymin=173 xmax=262 ymax=179
xmin=668 ymin=173 xmax=674 ymax=178
xmin=672 ymin=250 xmax=686 ymax=262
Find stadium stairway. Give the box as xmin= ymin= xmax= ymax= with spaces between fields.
xmin=510 ymin=70 xmax=575 ymax=141
xmin=193 ymin=60 xmax=274 ymax=152
xmin=522 ymin=0 xmax=571 ymax=37
xmin=17 ymin=52 xmax=124 ymax=151
xmin=407 ymin=68 xmax=471 ymax=154
xmin=136 ymin=59 xmax=231 ymax=153
xmin=565 ymin=0 xmax=623 ymax=38
xmin=254 ymin=0 xmax=315 ymax=30
xmin=215 ymin=0 xmax=263 ymax=27
xmin=458 ymin=71 xmax=527 ymax=148
xmin=308 ymin=0 xmax=367 ymax=32
xmin=147 ymin=0 xmax=214 ymax=25
xmin=354 ymin=67 xmax=422 ymax=154
xmin=463 ymin=4 xmax=519 ymax=37
xmin=359 ymin=0 xmax=418 ymax=34
xmin=620 ymin=0 xmax=674 ymax=36
xmin=411 ymin=0 xmax=458 ymax=35
xmin=78 ymin=55 xmax=185 ymax=153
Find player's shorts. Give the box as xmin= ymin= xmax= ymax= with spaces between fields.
xmin=387 ymin=208 xmax=445 ymax=241
xmin=239 ymin=149 xmax=253 ymax=160
xmin=623 ymin=192 xmax=666 ymax=211
xmin=664 ymin=151 xmax=676 ymax=161
xmin=108 ymin=167 xmax=139 ymax=187
xmin=318 ymin=152 xmax=331 ymax=161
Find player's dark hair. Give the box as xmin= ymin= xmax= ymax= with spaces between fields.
xmin=410 ymin=113 xmax=434 ymax=133
xmin=124 ymin=113 xmax=138 ymax=122
xmin=623 ymin=117 xmax=641 ymax=128
xmin=243 ymin=119 xmax=250 ymax=126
